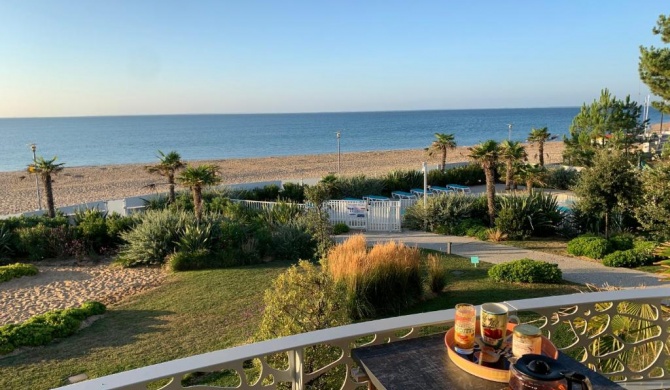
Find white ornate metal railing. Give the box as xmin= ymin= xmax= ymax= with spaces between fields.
xmin=57 ymin=288 xmax=670 ymax=390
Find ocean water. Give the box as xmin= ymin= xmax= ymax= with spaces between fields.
xmin=0 ymin=107 xmax=661 ymax=172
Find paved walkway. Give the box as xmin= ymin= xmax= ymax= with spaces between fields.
xmin=349 ymin=231 xmax=669 ymax=289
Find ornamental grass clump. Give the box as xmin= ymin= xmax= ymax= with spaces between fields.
xmin=326 ymin=235 xmax=422 ymax=319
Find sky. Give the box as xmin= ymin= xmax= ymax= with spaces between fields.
xmin=0 ymin=1 xmax=666 ymax=118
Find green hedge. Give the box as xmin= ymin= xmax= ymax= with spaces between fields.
xmin=0 ymin=263 xmax=38 ymax=283
xmin=602 ymin=240 xmax=657 ymax=268
xmin=0 ymin=301 xmax=106 ymax=354
xmin=566 ymin=235 xmax=612 ymax=259
xmin=488 ymin=259 xmax=562 ymax=283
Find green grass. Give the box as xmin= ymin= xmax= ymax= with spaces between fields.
xmin=0 ymin=254 xmax=579 ymax=390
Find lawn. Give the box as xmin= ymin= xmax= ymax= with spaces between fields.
xmin=499 ymin=237 xmax=570 ymax=256
xmin=0 ymin=254 xmax=579 ymax=390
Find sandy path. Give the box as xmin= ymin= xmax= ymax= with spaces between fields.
xmin=0 ymin=142 xmax=565 ymax=215
xmin=0 ymin=260 xmax=165 ymax=326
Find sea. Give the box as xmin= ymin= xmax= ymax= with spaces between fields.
xmin=0 ymin=107 xmax=662 ymax=172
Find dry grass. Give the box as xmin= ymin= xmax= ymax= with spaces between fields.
xmin=326 ymin=235 xmax=422 ymax=319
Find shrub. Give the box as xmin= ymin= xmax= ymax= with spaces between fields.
xmin=269 ymin=224 xmax=316 ymax=261
xmin=15 ymin=225 xmax=51 ymax=260
xmin=404 ymin=193 xmax=483 ymax=232
xmin=254 ymin=260 xmax=349 ymax=389
xmin=603 ymin=250 xmax=643 ymax=268
xmin=167 ymin=249 xmax=219 ymax=272
xmin=544 ymin=167 xmax=580 ymax=190
xmin=105 ymin=213 xmax=136 ymax=245
xmin=116 ymin=210 xmax=196 ymax=266
xmin=73 ymin=209 xmax=109 ymax=253
xmin=326 ymin=235 xmax=422 ymax=319
xmin=332 ymin=223 xmax=350 ymax=235
xmin=80 ymin=301 xmax=106 ymax=316
xmin=466 ymin=225 xmax=489 ymax=241
xmin=567 ymin=235 xmax=612 ymax=259
xmin=488 ymin=259 xmax=562 ymax=283
xmin=426 ymin=254 xmax=447 ymax=293
xmin=383 ymin=170 xmax=423 ymax=195
xmin=495 ymin=192 xmax=563 ymax=239
xmin=279 ymin=182 xmax=306 ymax=203
xmin=428 ymin=164 xmax=486 ymax=186
xmin=0 ymin=301 xmax=105 ymax=354
xmin=608 ymin=234 xmax=635 ymax=251
xmin=0 ymin=263 xmax=38 ymax=283
xmin=0 ymin=226 xmax=14 ymax=259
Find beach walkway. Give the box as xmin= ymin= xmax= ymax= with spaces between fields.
xmin=349 ymin=231 xmax=669 ymax=289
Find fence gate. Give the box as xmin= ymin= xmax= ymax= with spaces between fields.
xmin=325 ymin=200 xmax=401 ymax=232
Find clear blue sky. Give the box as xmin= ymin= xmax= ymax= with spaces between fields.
xmin=0 ymin=1 xmax=666 ymax=118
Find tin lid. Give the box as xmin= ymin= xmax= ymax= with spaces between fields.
xmin=513 ymin=324 xmax=542 ymax=337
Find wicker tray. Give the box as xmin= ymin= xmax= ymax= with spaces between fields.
xmin=445 ymin=321 xmax=558 ymax=383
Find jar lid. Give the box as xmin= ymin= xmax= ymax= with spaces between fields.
xmin=513 ymin=354 xmax=564 ymax=381
xmin=514 ymin=324 xmax=542 ymax=337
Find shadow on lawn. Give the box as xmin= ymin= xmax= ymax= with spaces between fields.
xmin=0 ymin=309 xmax=173 ymax=366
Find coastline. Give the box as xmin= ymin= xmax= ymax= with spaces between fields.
xmin=0 ymin=142 xmax=565 ymax=215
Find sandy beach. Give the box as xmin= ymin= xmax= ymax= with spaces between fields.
xmin=0 ymin=142 xmax=565 ymax=215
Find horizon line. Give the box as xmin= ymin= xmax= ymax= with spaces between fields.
xmin=0 ymin=105 xmax=583 ymax=120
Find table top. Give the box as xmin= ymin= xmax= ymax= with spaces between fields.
xmin=352 ymin=333 xmax=624 ymax=390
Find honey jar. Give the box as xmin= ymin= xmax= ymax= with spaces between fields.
xmin=512 ymin=324 xmax=542 ymax=357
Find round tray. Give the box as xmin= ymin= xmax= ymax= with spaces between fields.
xmin=445 ymin=321 xmax=558 ymax=383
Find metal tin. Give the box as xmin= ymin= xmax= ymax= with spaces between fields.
xmin=512 ymin=324 xmax=542 ymax=357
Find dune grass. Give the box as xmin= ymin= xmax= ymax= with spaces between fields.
xmin=0 ymin=253 xmax=578 ymax=390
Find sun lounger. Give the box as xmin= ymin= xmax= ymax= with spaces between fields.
xmin=430 ymin=186 xmax=455 ymax=194
xmin=363 ymin=195 xmax=391 ymax=202
xmin=410 ymin=188 xmax=433 ymax=197
xmin=446 ymin=184 xmax=471 ymax=193
xmin=391 ymin=191 xmax=417 ymax=200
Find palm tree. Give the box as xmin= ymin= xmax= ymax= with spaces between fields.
xmin=469 ymin=140 xmax=499 ymax=225
xmin=499 ymin=140 xmax=527 ymax=191
xmin=28 ymin=156 xmax=65 ymax=218
xmin=527 ymin=127 xmax=556 ymax=167
xmin=177 ymin=164 xmax=221 ymax=221
xmin=145 ymin=150 xmax=185 ymax=204
xmin=426 ymin=133 xmax=457 ymax=172
xmin=516 ymin=163 xmax=547 ymax=192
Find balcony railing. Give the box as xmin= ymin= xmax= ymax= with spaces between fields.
xmin=58 ymin=287 xmax=670 ymax=390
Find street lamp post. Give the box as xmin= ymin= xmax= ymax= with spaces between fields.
xmin=30 ymin=144 xmax=42 ymax=210
xmin=422 ymin=162 xmax=428 ymax=207
xmin=508 ymin=123 xmax=513 ymax=140
xmin=336 ymin=131 xmax=341 ymax=174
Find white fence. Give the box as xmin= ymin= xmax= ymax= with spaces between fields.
xmin=237 ymin=199 xmax=402 ymax=232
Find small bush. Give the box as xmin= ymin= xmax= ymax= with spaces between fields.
xmin=0 ymin=263 xmax=38 ymax=283
xmin=15 ymin=225 xmax=51 ymax=260
xmin=0 ymin=301 xmax=105 ymax=354
xmin=80 ymin=301 xmax=107 ymax=316
xmin=544 ymin=167 xmax=580 ymax=190
xmin=167 ymin=249 xmax=217 ymax=272
xmin=488 ymin=258 xmax=562 ymax=283
xmin=269 ymin=224 xmax=316 ymax=261
xmin=603 ymin=240 xmax=657 ymax=268
xmin=466 ymin=225 xmax=489 ymax=241
xmin=427 ymin=254 xmax=447 ymax=293
xmin=608 ymin=234 xmax=634 ymax=251
xmin=332 ymin=223 xmax=350 ymax=235
xmin=279 ymin=182 xmax=306 ymax=203
xmin=567 ymin=235 xmax=612 ymax=259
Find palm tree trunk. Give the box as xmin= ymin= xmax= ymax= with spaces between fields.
xmin=505 ymin=161 xmax=512 ymax=191
xmin=526 ymin=179 xmax=533 ymax=193
xmin=42 ymin=174 xmax=56 ymax=218
xmin=193 ymin=185 xmax=203 ymax=222
xmin=605 ymin=211 xmax=609 ymax=239
xmin=441 ymin=149 xmax=447 ymax=172
xmin=485 ymin=166 xmax=496 ymax=225
xmin=168 ymin=174 xmax=176 ymax=204
xmin=539 ymin=141 xmax=545 ymax=167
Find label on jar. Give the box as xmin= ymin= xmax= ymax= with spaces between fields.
xmin=512 ymin=331 xmax=542 ymax=357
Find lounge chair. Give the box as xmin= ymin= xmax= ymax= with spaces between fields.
xmin=363 ymin=195 xmax=391 ymax=202
xmin=410 ymin=188 xmax=433 ymax=197
xmin=446 ymin=184 xmax=471 ymax=193
xmin=430 ymin=186 xmax=455 ymax=194
xmin=391 ymin=191 xmax=417 ymax=200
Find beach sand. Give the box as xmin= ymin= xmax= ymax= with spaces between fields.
xmin=0 ymin=141 xmax=565 ymax=215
